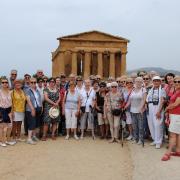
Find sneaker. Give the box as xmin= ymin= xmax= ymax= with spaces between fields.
xmin=0 ymin=143 xmax=7 ymax=147
xmin=156 ymin=144 xmax=161 ymax=149
xmin=126 ymin=135 xmax=133 ymax=141
xmin=27 ymin=139 xmax=36 ymax=145
xmin=65 ymin=135 xmax=69 ymax=140
xmin=6 ymin=141 xmax=17 ymax=146
xmin=16 ymin=138 xmax=25 ymax=142
xmin=150 ymin=142 xmax=156 ymax=146
xmin=137 ymin=140 xmax=142 ymax=145
xmin=32 ymin=136 xmax=39 ymax=142
xmin=74 ymin=135 xmax=79 ymax=140
xmin=80 ymin=136 xmax=84 ymax=140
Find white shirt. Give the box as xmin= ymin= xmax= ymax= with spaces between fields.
xmin=80 ymin=88 xmax=95 ymax=112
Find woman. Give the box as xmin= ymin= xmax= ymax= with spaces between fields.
xmin=146 ymin=76 xmax=166 ymax=149
xmin=104 ymin=82 xmax=124 ymax=143
xmin=125 ymin=77 xmax=146 ymax=145
xmin=95 ymin=82 xmax=109 ymax=139
xmin=0 ymin=77 xmax=16 ymax=147
xmin=62 ymin=81 xmax=81 ymax=140
xmin=42 ymin=77 xmax=61 ymax=140
xmin=162 ymin=76 xmax=180 ymax=161
xmin=11 ymin=80 xmax=27 ymax=142
xmin=123 ymin=78 xmax=134 ymax=140
xmin=25 ymin=78 xmax=42 ymax=144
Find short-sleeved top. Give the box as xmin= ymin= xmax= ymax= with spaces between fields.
xmin=65 ymin=90 xmax=80 ymax=110
xmin=11 ymin=89 xmax=26 ymax=112
xmin=130 ymin=88 xmax=146 ymax=113
xmin=105 ymin=92 xmax=124 ymax=112
xmin=0 ymin=89 xmax=12 ymax=108
xmin=169 ymin=91 xmax=180 ymax=115
xmin=147 ymin=87 xmax=166 ymax=104
xmin=80 ymin=88 xmax=96 ymax=112
xmin=25 ymin=88 xmax=42 ymax=112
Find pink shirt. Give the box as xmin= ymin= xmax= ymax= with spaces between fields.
xmin=0 ymin=89 xmax=12 ymax=108
xmin=169 ymin=91 xmax=180 ymax=115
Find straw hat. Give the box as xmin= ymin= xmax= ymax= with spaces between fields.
xmin=49 ymin=107 xmax=60 ymax=119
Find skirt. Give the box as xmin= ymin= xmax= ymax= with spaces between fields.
xmin=13 ymin=112 xmax=25 ymax=122
xmin=169 ymin=114 xmax=180 ymax=134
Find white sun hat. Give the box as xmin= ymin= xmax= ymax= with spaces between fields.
xmin=49 ymin=107 xmax=60 ymax=119
xmin=152 ymin=76 xmax=161 ymax=81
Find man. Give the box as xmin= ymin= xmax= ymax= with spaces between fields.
xmin=9 ymin=69 xmax=17 ymax=89
xmin=34 ymin=70 xmax=44 ymax=79
xmin=23 ymin=74 xmax=31 ymax=94
xmin=80 ymin=79 xmax=96 ymax=139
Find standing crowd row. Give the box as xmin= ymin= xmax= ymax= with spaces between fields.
xmin=0 ymin=70 xmax=179 ymax=161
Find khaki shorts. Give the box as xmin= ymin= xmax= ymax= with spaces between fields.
xmin=97 ymin=113 xmax=109 ymax=125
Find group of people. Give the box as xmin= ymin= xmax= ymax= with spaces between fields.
xmin=0 ymin=69 xmax=179 ymax=162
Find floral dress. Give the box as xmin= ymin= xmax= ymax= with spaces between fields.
xmin=43 ymin=88 xmax=60 ymax=124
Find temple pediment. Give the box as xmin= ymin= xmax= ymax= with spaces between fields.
xmin=58 ymin=30 xmax=129 ymax=42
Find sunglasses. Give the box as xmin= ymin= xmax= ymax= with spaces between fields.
xmin=1 ymin=81 xmax=8 ymax=84
xmin=116 ymin=81 xmax=121 ymax=83
xmin=126 ymin=82 xmax=133 ymax=84
xmin=174 ymin=81 xmax=180 ymax=84
xmin=76 ymin=80 xmax=82 ymax=81
xmin=31 ymin=81 xmax=36 ymax=84
xmin=43 ymin=80 xmax=47 ymax=82
xmin=111 ymin=86 xmax=117 ymax=88
xmin=143 ymin=78 xmax=149 ymax=80
xmin=11 ymin=73 xmax=17 ymax=75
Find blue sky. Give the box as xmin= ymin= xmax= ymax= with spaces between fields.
xmin=0 ymin=0 xmax=180 ymax=77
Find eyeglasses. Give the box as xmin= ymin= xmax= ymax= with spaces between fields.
xmin=174 ymin=81 xmax=180 ymax=84
xmin=116 ymin=81 xmax=121 ymax=83
xmin=11 ymin=73 xmax=17 ymax=76
xmin=43 ymin=80 xmax=47 ymax=82
xmin=143 ymin=78 xmax=149 ymax=80
xmin=111 ymin=86 xmax=117 ymax=88
xmin=120 ymin=81 xmax=126 ymax=83
xmin=76 ymin=80 xmax=82 ymax=81
xmin=31 ymin=82 xmax=36 ymax=84
xmin=126 ymin=82 xmax=133 ymax=84
xmin=38 ymin=81 xmax=43 ymax=83
xmin=50 ymin=81 xmax=55 ymax=83
xmin=1 ymin=81 xmax=8 ymax=84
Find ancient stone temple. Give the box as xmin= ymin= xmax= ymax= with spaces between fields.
xmin=52 ymin=30 xmax=129 ymax=78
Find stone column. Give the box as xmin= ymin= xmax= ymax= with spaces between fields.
xmin=58 ymin=51 xmax=65 ymax=74
xmin=109 ymin=52 xmax=115 ymax=78
xmin=97 ymin=52 xmax=103 ymax=77
xmin=71 ymin=51 xmax=77 ymax=75
xmin=120 ymin=52 xmax=127 ymax=75
xmin=84 ymin=51 xmax=91 ymax=79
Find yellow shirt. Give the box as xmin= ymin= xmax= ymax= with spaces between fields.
xmin=11 ymin=90 xmax=27 ymax=112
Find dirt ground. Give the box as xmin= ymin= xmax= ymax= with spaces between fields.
xmin=0 ymin=137 xmax=133 ymax=180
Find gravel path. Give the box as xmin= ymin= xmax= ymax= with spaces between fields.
xmin=0 ymin=137 xmax=133 ymax=180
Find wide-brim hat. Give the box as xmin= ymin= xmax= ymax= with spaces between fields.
xmin=49 ymin=107 xmax=60 ymax=119
xmin=152 ymin=76 xmax=161 ymax=81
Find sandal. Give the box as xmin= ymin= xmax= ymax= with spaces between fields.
xmin=161 ymin=153 xmax=171 ymax=161
xmin=41 ymin=136 xmax=47 ymax=141
xmin=52 ymin=136 xmax=56 ymax=140
xmin=170 ymin=152 xmax=180 ymax=157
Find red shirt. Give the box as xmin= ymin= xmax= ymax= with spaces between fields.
xmin=169 ymin=91 xmax=180 ymax=115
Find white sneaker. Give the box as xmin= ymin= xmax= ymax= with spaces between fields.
xmin=74 ymin=135 xmax=79 ymax=140
xmin=155 ymin=144 xmax=161 ymax=149
xmin=126 ymin=135 xmax=133 ymax=141
xmin=32 ymin=136 xmax=39 ymax=142
xmin=65 ymin=135 xmax=69 ymax=140
xmin=27 ymin=139 xmax=36 ymax=145
xmin=6 ymin=141 xmax=16 ymax=146
xmin=137 ymin=140 xmax=142 ymax=145
xmin=0 ymin=143 xmax=7 ymax=147
xmin=16 ymin=138 xmax=25 ymax=142
xmin=150 ymin=142 xmax=156 ymax=146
